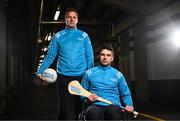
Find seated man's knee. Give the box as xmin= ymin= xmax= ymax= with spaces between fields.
xmin=86 ymin=105 xmax=104 ymax=120
xmin=105 ymin=105 xmax=123 ymax=120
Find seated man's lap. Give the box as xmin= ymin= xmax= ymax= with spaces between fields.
xmin=86 ymin=104 xmax=123 ymax=120
xmin=105 ymin=104 xmax=123 ymax=120
xmin=86 ymin=104 xmax=105 ymax=120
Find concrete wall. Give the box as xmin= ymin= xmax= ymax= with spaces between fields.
xmin=145 ymin=1 xmax=180 ymax=105
xmin=0 ymin=1 xmax=7 ymax=114
xmin=115 ymin=0 xmax=180 ymax=105
xmin=0 ymin=0 xmax=35 ymax=113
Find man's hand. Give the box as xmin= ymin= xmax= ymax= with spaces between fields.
xmin=88 ymin=93 xmax=98 ymax=102
xmin=36 ymin=74 xmax=49 ymax=86
xmin=125 ymin=105 xmax=134 ymax=112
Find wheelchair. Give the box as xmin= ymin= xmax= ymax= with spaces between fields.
xmin=78 ymin=99 xmax=136 ymax=121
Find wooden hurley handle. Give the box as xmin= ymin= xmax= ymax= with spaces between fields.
xmin=68 ymin=80 xmax=112 ymax=104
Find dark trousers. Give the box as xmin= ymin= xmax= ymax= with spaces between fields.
xmin=56 ymin=74 xmax=82 ymax=120
xmin=86 ymin=104 xmax=123 ymax=120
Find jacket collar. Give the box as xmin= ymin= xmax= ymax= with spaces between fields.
xmin=65 ymin=26 xmax=77 ymax=31
xmin=98 ymin=65 xmax=111 ymax=71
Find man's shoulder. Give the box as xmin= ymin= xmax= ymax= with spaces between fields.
xmin=76 ymin=29 xmax=89 ymax=38
xmin=91 ymin=66 xmax=99 ymax=71
xmin=110 ymin=67 xmax=123 ymax=78
xmin=76 ymin=28 xmax=85 ymax=33
xmin=54 ymin=30 xmax=66 ymax=38
xmin=85 ymin=66 xmax=98 ymax=75
xmin=86 ymin=66 xmax=97 ymax=72
xmin=111 ymin=67 xmax=119 ymax=72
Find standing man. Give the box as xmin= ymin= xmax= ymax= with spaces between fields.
xmin=36 ymin=8 xmax=94 ymax=120
xmin=81 ymin=43 xmax=133 ymax=120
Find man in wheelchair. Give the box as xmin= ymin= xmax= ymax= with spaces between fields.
xmin=80 ymin=43 xmax=134 ymax=120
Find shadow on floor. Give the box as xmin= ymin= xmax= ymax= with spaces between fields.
xmin=0 ymin=83 xmax=58 ymax=120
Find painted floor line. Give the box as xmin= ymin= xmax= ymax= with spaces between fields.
xmin=138 ymin=112 xmax=165 ymax=121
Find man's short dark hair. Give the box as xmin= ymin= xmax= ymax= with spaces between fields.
xmin=100 ymin=43 xmax=114 ymax=55
xmin=65 ymin=8 xmax=79 ymax=18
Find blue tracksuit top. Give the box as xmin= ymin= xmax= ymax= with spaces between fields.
xmin=81 ymin=65 xmax=133 ymax=108
xmin=37 ymin=27 xmax=94 ymax=76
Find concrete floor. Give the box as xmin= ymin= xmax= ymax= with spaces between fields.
xmin=0 ymin=84 xmax=58 ymax=120
xmin=0 ymin=83 xmax=180 ymax=120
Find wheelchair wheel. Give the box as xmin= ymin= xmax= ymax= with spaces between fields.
xmin=78 ymin=111 xmax=86 ymax=121
xmin=121 ymin=111 xmax=136 ymax=120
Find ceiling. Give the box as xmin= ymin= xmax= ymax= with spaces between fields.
xmin=41 ymin=0 xmax=131 ymax=22
xmin=4 ymin=0 xmax=148 ymax=42
xmin=38 ymin=0 xmax=135 ymax=42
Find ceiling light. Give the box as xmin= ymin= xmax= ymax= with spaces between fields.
xmin=37 ymin=39 xmax=42 ymax=43
xmin=54 ymin=10 xmax=60 ymax=21
xmin=38 ymin=63 xmax=42 ymax=66
xmin=48 ymin=35 xmax=52 ymax=41
xmin=40 ymin=55 xmax=45 ymax=58
xmin=172 ymin=30 xmax=180 ymax=47
xmin=39 ymin=60 xmax=43 ymax=62
xmin=45 ymin=34 xmax=48 ymax=41
xmin=43 ymin=47 xmax=48 ymax=51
